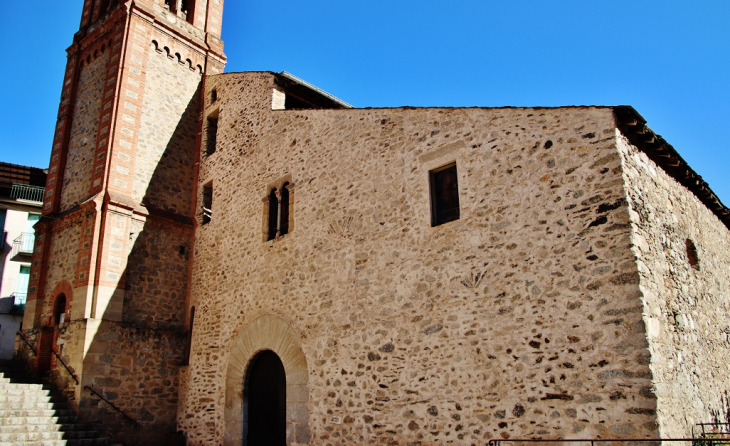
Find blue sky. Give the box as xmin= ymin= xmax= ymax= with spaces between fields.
xmin=1 ymin=1 xmax=728 ymax=203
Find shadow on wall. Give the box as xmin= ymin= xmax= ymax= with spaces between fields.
xmin=43 ymin=83 xmax=202 ymax=446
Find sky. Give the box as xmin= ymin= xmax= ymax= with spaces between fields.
xmin=0 ymin=1 xmax=728 ymax=203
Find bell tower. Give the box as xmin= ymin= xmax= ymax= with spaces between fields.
xmin=21 ymin=0 xmax=225 ymax=444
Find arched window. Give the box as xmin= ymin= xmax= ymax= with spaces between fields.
xmin=265 ymin=180 xmax=294 ymax=242
xmin=279 ymin=183 xmax=290 ymax=236
xmin=53 ymin=294 xmax=67 ymax=326
xmin=165 ymin=0 xmax=195 ymax=23
xmin=267 ymin=189 xmax=279 ymax=241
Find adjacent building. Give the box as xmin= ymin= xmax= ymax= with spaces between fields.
xmin=0 ymin=162 xmax=46 ymax=359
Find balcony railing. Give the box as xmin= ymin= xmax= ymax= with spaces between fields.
xmin=11 ymin=232 xmax=35 ymax=260
xmin=11 ymin=292 xmax=26 ymax=313
xmin=10 ymin=184 xmax=45 ymax=203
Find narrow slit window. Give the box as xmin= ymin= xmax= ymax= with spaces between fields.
xmin=430 ymin=163 xmax=460 ymax=226
xmin=686 ymin=239 xmax=700 ymax=271
xmin=206 ymin=117 xmax=218 ymax=156
xmin=267 ymin=189 xmax=279 ymax=241
xmin=184 ymin=306 xmax=195 ymax=366
xmin=202 ymin=183 xmax=213 ymax=224
xmin=279 ymin=183 xmax=290 ymax=236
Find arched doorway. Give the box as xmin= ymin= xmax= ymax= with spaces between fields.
xmin=53 ymin=295 xmax=67 ymax=325
xmin=39 ymin=292 xmax=67 ymax=371
xmin=244 ymin=350 xmax=286 ymax=445
xmin=223 ymin=314 xmax=310 ymax=446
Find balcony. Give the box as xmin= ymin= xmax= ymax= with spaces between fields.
xmin=10 ymin=184 xmax=44 ymax=203
xmin=0 ymin=293 xmax=25 ymax=314
xmin=11 ymin=232 xmax=35 ymax=262
xmin=11 ymin=292 xmax=26 ymax=313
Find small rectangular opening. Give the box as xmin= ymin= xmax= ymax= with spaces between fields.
xmin=430 ymin=163 xmax=460 ymax=226
xmin=206 ymin=117 xmax=218 ymax=156
xmin=202 ymin=183 xmax=212 ymax=224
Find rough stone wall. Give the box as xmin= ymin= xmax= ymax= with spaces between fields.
xmin=123 ymin=217 xmax=192 ymax=329
xmin=53 ymin=319 xmax=87 ymax=402
xmin=617 ymin=134 xmax=730 ymax=438
xmin=179 ymin=72 xmax=658 ymax=444
xmin=134 ymin=47 xmax=201 ymax=215
xmin=43 ymin=222 xmax=83 ymax=320
xmin=60 ymin=52 xmax=109 ymax=212
xmin=68 ymin=319 xmax=187 ymax=446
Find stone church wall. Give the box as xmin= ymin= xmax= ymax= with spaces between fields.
xmin=618 ymin=134 xmax=730 ymax=438
xmin=54 ymin=318 xmax=187 ymax=446
xmin=60 ymin=51 xmax=109 ymax=212
xmin=42 ymin=221 xmax=84 ymax=319
xmin=122 ymin=215 xmax=192 ymax=330
xmin=179 ymin=72 xmax=660 ymax=444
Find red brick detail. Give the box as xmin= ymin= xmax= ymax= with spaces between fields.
xmin=105 ymin=17 xmax=153 ymax=200
xmin=89 ymin=34 xmax=123 ymax=197
xmin=74 ymin=209 xmax=96 ymax=289
xmin=79 ymin=0 xmax=94 ymax=28
xmin=45 ymin=57 xmax=79 ymax=215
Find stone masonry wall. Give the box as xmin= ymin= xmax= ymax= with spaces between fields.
xmin=69 ymin=319 xmax=187 ymax=446
xmin=43 ymin=222 xmax=83 ymax=321
xmin=179 ymin=72 xmax=658 ymax=444
xmin=60 ymin=52 xmax=109 ymax=212
xmin=617 ymin=134 xmax=730 ymax=438
xmin=134 ymin=47 xmax=201 ymax=215
xmin=123 ymin=216 xmax=192 ymax=329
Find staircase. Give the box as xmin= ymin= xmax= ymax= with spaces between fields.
xmin=0 ymin=360 xmax=117 ymax=446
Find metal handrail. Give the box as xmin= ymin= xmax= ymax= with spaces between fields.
xmin=16 ymin=331 xmax=37 ymax=356
xmin=693 ymin=422 xmax=730 ymax=444
xmin=10 ymin=184 xmax=45 ymax=203
xmin=9 ymin=293 xmax=26 ymax=313
xmin=84 ymin=386 xmax=138 ymax=425
xmin=51 ymin=348 xmax=78 ymax=385
xmin=10 ymin=292 xmax=27 ymax=305
xmin=11 ymin=232 xmax=35 ymax=257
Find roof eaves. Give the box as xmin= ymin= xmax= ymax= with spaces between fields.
xmin=279 ymin=72 xmax=353 ymax=109
xmin=613 ymin=105 xmax=730 ymax=230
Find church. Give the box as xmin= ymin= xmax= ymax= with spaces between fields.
xmin=18 ymin=0 xmax=730 ymax=445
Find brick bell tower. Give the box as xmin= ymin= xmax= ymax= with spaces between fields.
xmin=20 ymin=0 xmax=225 ymax=443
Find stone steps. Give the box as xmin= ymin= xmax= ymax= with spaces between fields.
xmin=0 ymin=360 xmax=119 ymax=446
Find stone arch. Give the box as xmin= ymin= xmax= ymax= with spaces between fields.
xmin=224 ymin=314 xmax=310 ymax=446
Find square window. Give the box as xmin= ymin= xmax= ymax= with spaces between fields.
xmin=430 ymin=163 xmax=460 ymax=226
